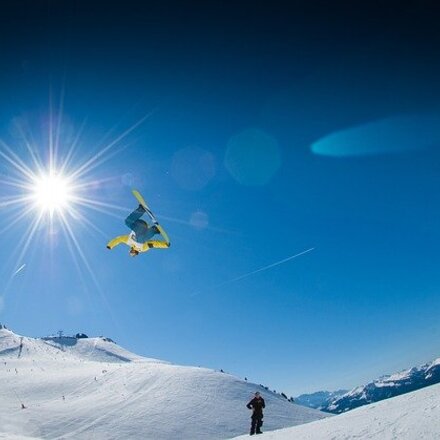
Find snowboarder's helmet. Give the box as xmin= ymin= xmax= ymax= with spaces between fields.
xmin=129 ymin=248 xmax=139 ymax=257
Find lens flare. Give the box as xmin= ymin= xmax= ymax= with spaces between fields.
xmin=32 ymin=173 xmax=74 ymax=214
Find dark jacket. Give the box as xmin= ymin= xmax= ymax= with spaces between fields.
xmin=246 ymin=396 xmax=265 ymax=418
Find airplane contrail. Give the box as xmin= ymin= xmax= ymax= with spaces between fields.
xmin=192 ymin=247 xmax=315 ymax=296
xmin=221 ymin=247 xmax=315 ymax=286
xmin=13 ymin=264 xmax=26 ymax=277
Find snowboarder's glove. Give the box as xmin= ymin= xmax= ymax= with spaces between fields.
xmin=106 ymin=246 xmax=111 ymax=250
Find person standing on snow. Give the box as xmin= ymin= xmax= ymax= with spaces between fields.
xmin=246 ymin=391 xmax=265 ymax=435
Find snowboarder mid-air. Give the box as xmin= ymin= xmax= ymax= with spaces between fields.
xmin=246 ymin=391 xmax=265 ymax=435
xmin=106 ymin=190 xmax=170 ymax=257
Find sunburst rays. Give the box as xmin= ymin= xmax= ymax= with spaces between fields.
xmin=0 ymin=108 xmax=153 ymax=310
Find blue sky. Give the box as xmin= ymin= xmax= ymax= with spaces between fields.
xmin=1 ymin=1 xmax=440 ymax=396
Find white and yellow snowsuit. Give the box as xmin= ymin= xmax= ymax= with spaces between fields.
xmin=107 ymin=204 xmax=170 ymax=255
xmin=107 ymin=232 xmax=169 ymax=254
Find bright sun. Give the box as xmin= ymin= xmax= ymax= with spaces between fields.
xmin=32 ymin=173 xmax=74 ymax=214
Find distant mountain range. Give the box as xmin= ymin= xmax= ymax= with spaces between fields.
xmin=296 ymin=356 xmax=440 ymax=414
xmin=294 ymin=390 xmax=347 ymax=410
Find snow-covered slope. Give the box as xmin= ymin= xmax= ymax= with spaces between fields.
xmin=0 ymin=435 xmax=42 ymax=440
xmin=323 ymin=356 xmax=440 ymax=413
xmin=231 ymin=381 xmax=440 ymax=439
xmin=0 ymin=328 xmax=327 ymax=439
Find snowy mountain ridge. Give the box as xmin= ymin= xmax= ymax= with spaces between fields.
xmin=294 ymin=389 xmax=347 ymax=410
xmin=322 ymin=355 xmax=440 ymax=413
xmin=0 ymin=326 xmax=327 ymax=439
xmin=0 ymin=327 xmax=162 ymax=364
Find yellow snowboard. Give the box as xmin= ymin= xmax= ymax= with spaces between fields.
xmin=132 ymin=190 xmax=170 ymax=245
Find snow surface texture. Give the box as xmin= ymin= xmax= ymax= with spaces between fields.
xmin=0 ymin=328 xmax=326 ymax=439
xmin=231 ymin=382 xmax=440 ymax=439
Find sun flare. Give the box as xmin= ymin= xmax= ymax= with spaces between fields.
xmin=31 ymin=173 xmax=74 ymax=214
xmin=0 ymin=108 xmax=153 ymax=299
